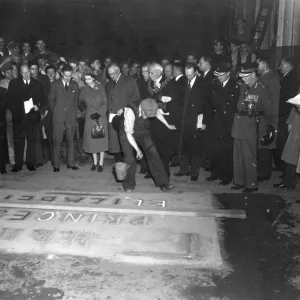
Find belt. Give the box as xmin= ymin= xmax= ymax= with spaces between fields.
xmin=237 ymin=110 xmax=264 ymax=117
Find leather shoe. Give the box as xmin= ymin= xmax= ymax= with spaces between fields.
xmin=273 ymin=183 xmax=294 ymax=190
xmin=242 ymin=188 xmax=258 ymax=193
xmin=258 ymin=176 xmax=270 ymax=182
xmin=0 ymin=170 xmax=7 ymax=174
xmin=170 ymin=162 xmax=179 ymax=167
xmin=53 ymin=167 xmax=60 ymax=172
xmin=191 ymin=176 xmax=198 ymax=181
xmin=205 ymin=176 xmax=219 ymax=182
xmin=231 ymin=184 xmax=244 ymax=190
xmin=67 ymin=166 xmax=79 ymax=170
xmin=98 ymin=165 xmax=103 ymax=172
xmin=27 ymin=166 xmax=36 ymax=171
xmin=174 ymin=172 xmax=190 ymax=177
xmin=91 ymin=164 xmax=97 ymax=171
xmin=219 ymin=179 xmax=231 ymax=185
xmin=139 ymin=169 xmax=147 ymax=174
xmin=160 ymin=184 xmax=175 ymax=191
xmin=12 ymin=167 xmax=22 ymax=172
xmin=144 ymin=173 xmax=151 ymax=179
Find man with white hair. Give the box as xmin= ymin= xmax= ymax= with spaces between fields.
xmin=148 ymin=62 xmax=183 ymax=177
xmin=107 ymin=63 xmax=140 ymax=163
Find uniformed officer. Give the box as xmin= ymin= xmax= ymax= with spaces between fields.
xmin=205 ymin=61 xmax=240 ymax=185
xmin=231 ymin=62 xmax=276 ymax=193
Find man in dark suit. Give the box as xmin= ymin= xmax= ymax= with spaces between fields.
xmin=7 ymin=64 xmax=46 ymax=172
xmin=137 ymin=62 xmax=151 ymax=100
xmin=21 ymin=41 xmax=35 ymax=65
xmin=0 ymin=86 xmax=7 ymax=174
xmin=106 ymin=63 xmax=140 ymax=162
xmin=205 ymin=62 xmax=240 ymax=185
xmin=274 ymin=57 xmax=300 ymax=172
xmin=48 ymin=64 xmax=80 ymax=172
xmin=173 ymin=62 xmax=187 ymax=100
xmin=257 ymin=56 xmax=280 ymax=181
xmin=177 ymin=63 xmax=208 ymax=179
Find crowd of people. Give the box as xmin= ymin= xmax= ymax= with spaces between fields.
xmin=0 ymin=34 xmax=299 ymax=193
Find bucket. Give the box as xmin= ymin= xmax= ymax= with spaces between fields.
xmin=115 ymin=162 xmax=129 ymax=181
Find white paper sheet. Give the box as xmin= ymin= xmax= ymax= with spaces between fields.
xmin=287 ymin=93 xmax=300 ymax=105
xmin=24 ymin=98 xmax=34 ymax=114
xmin=109 ymin=113 xmax=117 ymax=123
xmin=196 ymin=114 xmax=203 ymax=129
xmin=161 ymin=96 xmax=172 ymax=103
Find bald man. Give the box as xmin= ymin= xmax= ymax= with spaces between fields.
xmin=7 ymin=64 xmax=46 ymax=171
xmin=106 ymin=63 xmax=140 ymax=162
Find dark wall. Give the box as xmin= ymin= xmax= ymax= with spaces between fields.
xmin=0 ymin=0 xmax=231 ymax=61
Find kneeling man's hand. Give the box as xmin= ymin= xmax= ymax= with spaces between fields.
xmin=136 ymin=149 xmax=143 ymax=160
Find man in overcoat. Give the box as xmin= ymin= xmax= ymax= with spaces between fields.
xmin=257 ymin=56 xmax=280 ymax=181
xmin=205 ymin=62 xmax=240 ymax=185
xmin=177 ymin=63 xmax=208 ymax=180
xmin=274 ymin=57 xmax=300 ymax=173
xmin=106 ymin=63 xmax=140 ymax=162
xmin=274 ymin=101 xmax=300 ymax=190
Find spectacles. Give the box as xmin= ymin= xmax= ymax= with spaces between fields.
xmin=108 ymin=71 xmax=118 ymax=76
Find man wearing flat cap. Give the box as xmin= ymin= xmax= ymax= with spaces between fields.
xmin=205 ymin=61 xmax=240 ymax=185
xmin=119 ymin=98 xmax=176 ymax=192
xmin=231 ymin=62 xmax=276 ymax=192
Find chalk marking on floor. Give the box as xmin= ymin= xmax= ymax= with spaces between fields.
xmin=0 ymin=201 xmax=246 ymax=219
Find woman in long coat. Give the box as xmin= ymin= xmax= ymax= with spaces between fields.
xmin=79 ymin=72 xmax=108 ymax=172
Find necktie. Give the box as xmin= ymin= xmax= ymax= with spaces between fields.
xmin=188 ymin=80 xmax=192 ymax=90
xmin=112 ymin=80 xmax=116 ymax=89
xmin=65 ymin=83 xmax=68 ymax=92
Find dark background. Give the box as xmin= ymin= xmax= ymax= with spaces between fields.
xmin=0 ymin=0 xmax=231 ymax=61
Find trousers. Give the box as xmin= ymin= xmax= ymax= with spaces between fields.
xmin=120 ymin=134 xmax=169 ymax=190
xmin=233 ymin=138 xmax=258 ymax=189
xmin=53 ymin=121 xmax=76 ymax=168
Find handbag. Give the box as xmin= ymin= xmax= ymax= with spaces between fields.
xmin=91 ymin=119 xmax=105 ymax=139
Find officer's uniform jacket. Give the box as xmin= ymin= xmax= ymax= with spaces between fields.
xmin=231 ymin=80 xmax=275 ymax=142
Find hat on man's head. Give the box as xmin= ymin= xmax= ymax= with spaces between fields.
xmin=141 ymin=98 xmax=159 ymax=118
xmin=0 ymin=63 xmax=13 ymax=72
xmin=214 ymin=61 xmax=231 ymax=77
xmin=238 ymin=62 xmax=257 ymax=77
xmin=7 ymin=41 xmax=19 ymax=49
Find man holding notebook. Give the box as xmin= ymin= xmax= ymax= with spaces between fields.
xmin=7 ymin=64 xmax=46 ymax=172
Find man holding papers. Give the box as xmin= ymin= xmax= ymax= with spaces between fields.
xmin=7 ymin=64 xmax=46 ymax=172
